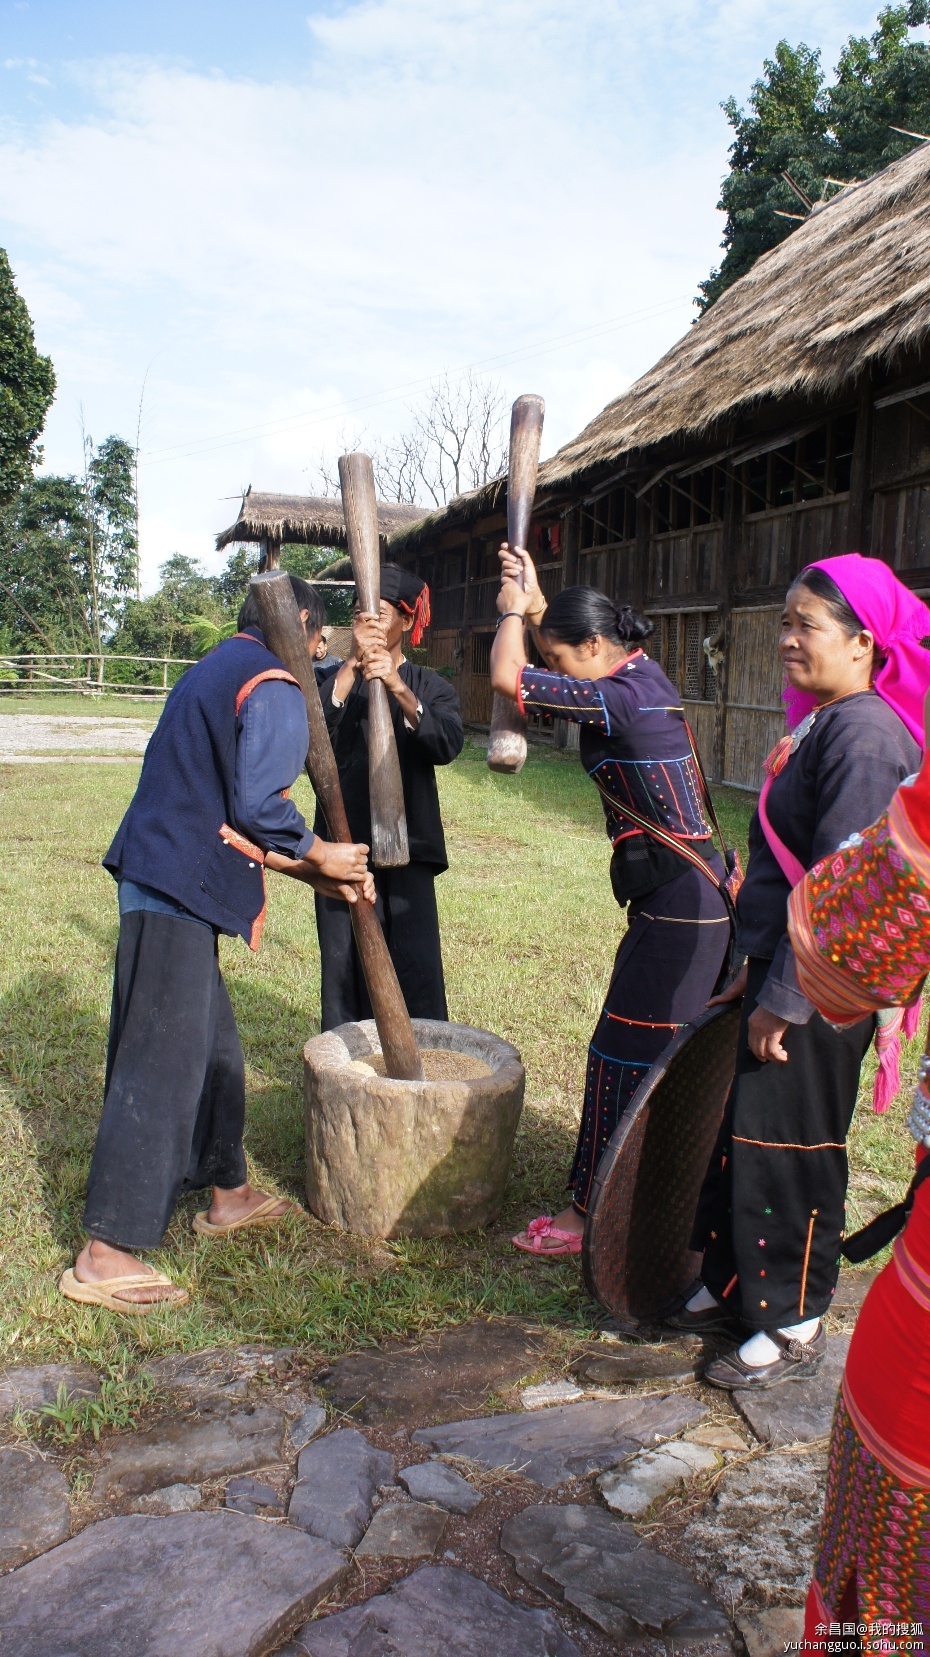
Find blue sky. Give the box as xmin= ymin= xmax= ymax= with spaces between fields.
xmin=0 ymin=0 xmax=893 ymax=583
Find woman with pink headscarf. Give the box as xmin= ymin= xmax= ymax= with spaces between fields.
xmin=667 ymin=555 xmax=930 ymax=1392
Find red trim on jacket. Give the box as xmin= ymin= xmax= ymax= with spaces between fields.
xmin=234 ymin=668 xmax=299 ymax=716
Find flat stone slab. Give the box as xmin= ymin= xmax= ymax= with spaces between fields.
xmin=501 ymin=1502 xmax=729 ymax=1647
xmin=501 ymin=1501 xmax=640 ymax=1590
xmin=738 ymin=1606 xmax=806 ymax=1656
xmin=683 ymin=1449 xmax=828 ymax=1608
xmin=141 ymin=1347 xmax=295 ymax=1412
xmin=283 ymin=1563 xmax=582 ymax=1656
xmin=142 ymin=1350 xmax=251 ymax=1408
xmin=733 ymin=1335 xmax=850 ymax=1446
xmin=597 ymin=1440 xmax=718 ymax=1518
xmin=522 ymin=1380 xmax=584 ymax=1409
xmin=0 ymin=1448 xmax=70 ymax=1570
xmin=130 ymin=1483 xmax=202 ymax=1516
xmin=288 ymin=1428 xmax=393 ymax=1550
xmin=288 ymin=1404 xmax=327 ymax=1454
xmin=0 ymin=1511 xmax=346 ymax=1656
xmin=412 ymin=1394 xmax=705 ymax=1488
xmin=355 ymin=1498 xmax=448 ymax=1558
xmin=318 ymin=1319 xmax=548 ymax=1424
xmin=685 ymin=1423 xmax=750 ymax=1452
xmin=398 ymin=1460 xmax=482 ymax=1513
xmin=573 ymin=1344 xmax=703 ymax=1386
xmin=94 ymin=1406 xmax=286 ymax=1499
xmin=0 ymin=1363 xmax=100 ymax=1418
xmin=225 ymin=1475 xmax=285 ymax=1517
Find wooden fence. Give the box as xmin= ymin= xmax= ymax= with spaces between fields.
xmin=0 ymin=654 xmax=196 ymax=698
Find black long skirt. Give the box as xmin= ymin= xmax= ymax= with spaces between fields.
xmin=695 ymin=956 xmax=875 ymax=1330
xmin=570 ymin=862 xmax=731 ymax=1214
xmin=83 ymin=909 xmax=248 ymax=1249
xmin=315 ymin=861 xmax=448 ymax=1031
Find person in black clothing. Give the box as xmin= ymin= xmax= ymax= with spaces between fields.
xmin=674 ymin=562 xmax=923 ymax=1390
xmin=315 ymin=564 xmax=464 ymax=1028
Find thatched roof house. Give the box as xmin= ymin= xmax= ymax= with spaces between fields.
xmin=216 ymin=490 xmax=427 ymax=555
xmin=390 ymin=142 xmax=930 ymax=787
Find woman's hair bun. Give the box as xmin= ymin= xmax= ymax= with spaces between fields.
xmin=615 ymin=604 xmax=655 ymax=642
xmin=539 ymin=585 xmax=654 ymax=649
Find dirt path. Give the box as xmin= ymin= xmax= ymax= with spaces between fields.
xmin=0 ymin=713 xmax=152 ymax=762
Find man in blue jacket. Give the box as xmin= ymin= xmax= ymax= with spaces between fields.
xmin=59 ymin=576 xmax=372 ymax=1314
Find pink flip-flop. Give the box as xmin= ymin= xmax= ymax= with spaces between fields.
xmin=511 ymin=1215 xmax=583 ymax=1256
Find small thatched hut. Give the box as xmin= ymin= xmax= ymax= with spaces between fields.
xmin=216 ymin=489 xmax=427 ymax=568
xmin=390 ymin=141 xmax=930 ymax=787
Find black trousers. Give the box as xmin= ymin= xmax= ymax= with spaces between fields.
xmin=695 ymin=957 xmax=875 ymax=1330
xmin=315 ymin=862 xmax=447 ymax=1031
xmin=83 ymin=910 xmax=247 ymax=1250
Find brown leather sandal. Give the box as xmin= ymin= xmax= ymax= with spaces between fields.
xmin=703 ymin=1323 xmax=826 ymax=1390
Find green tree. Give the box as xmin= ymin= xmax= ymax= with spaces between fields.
xmin=698 ymin=43 xmax=834 ymax=311
xmin=0 ymin=474 xmax=90 ymax=650
xmin=0 ymin=434 xmax=138 ymax=651
xmin=829 ymin=2 xmax=930 ymax=176
xmin=698 ymin=4 xmax=930 ymax=312
xmin=0 ymin=249 xmax=56 ymax=506
xmin=211 ymin=544 xmax=259 ymax=609
xmin=110 ymin=553 xmax=222 ymax=664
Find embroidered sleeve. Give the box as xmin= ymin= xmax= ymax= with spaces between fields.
xmin=517 ymin=667 xmax=610 ymax=730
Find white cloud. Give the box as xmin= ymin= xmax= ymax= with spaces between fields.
xmin=0 ymin=0 xmax=882 ymax=585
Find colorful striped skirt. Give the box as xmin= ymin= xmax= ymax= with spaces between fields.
xmin=806 ymin=1395 xmax=930 ymax=1649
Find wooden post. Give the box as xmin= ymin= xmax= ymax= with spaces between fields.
xmin=249 ymin=571 xmax=423 ymax=1081
xmin=714 ymin=464 xmax=741 ymax=784
xmin=848 ymin=379 xmax=874 ymax=555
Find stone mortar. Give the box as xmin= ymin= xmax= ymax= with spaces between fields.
xmin=304 ymin=1019 xmax=525 ymax=1238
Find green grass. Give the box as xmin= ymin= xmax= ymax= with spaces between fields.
xmin=0 ymin=735 xmax=915 ymax=1372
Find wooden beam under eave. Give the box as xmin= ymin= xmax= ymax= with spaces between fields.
xmin=848 ymin=379 xmax=873 ymax=555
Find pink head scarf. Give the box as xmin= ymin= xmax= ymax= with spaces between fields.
xmin=783 ymin=553 xmax=930 ymax=748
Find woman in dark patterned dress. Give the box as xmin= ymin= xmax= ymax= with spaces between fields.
xmin=490 ymin=544 xmax=731 ymax=1255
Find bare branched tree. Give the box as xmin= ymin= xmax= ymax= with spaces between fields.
xmin=305 ymin=372 xmax=507 ymax=510
xmin=411 ymin=372 xmax=507 ymax=506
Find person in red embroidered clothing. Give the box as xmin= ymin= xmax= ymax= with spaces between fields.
xmin=788 ymin=709 xmax=930 ymax=1641
xmin=490 ymin=545 xmax=731 ymax=1256
xmin=61 ymin=577 xmax=374 ymax=1315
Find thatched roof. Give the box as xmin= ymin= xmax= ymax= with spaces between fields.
xmin=216 ymin=490 xmax=427 ymax=552
xmin=544 ymin=141 xmax=930 ymax=485
xmin=390 ymin=142 xmax=930 ymax=549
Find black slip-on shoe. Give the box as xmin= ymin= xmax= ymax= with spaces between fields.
xmin=703 ymin=1322 xmax=826 ymax=1391
xmin=662 ymin=1304 xmax=742 ymax=1336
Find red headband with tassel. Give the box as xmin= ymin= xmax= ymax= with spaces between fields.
xmin=399 ymin=584 xmax=431 ymax=646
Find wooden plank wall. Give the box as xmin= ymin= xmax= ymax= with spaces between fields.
xmin=724 ymin=608 xmax=785 ymax=789
xmin=414 ymin=372 xmax=930 ymax=790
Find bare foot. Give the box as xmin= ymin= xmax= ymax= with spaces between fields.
xmin=73 ymin=1238 xmax=186 ymax=1305
xmin=206 ymin=1183 xmax=296 ymax=1227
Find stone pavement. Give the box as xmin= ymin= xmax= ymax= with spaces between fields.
xmin=0 ymin=1301 xmax=864 ymax=1654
